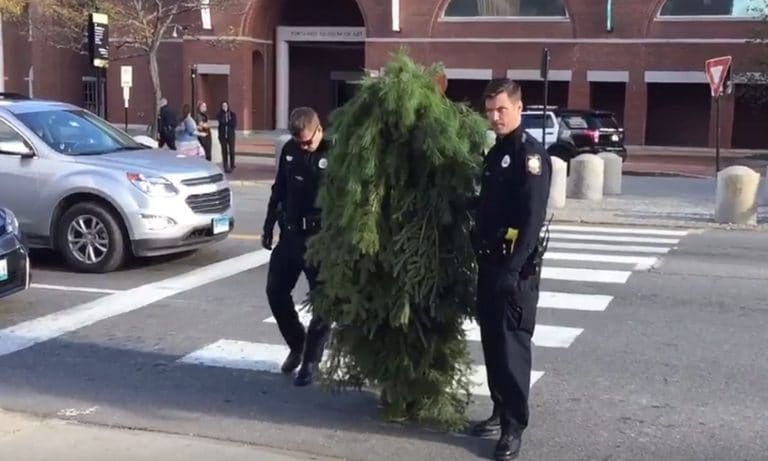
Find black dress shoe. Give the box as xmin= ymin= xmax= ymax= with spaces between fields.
xmin=280 ymin=350 xmax=302 ymax=374
xmin=293 ymin=362 xmax=317 ymax=387
xmin=494 ymin=432 xmax=522 ymax=461
xmin=470 ymin=414 xmax=501 ymax=437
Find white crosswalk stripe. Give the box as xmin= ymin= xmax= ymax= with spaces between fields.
xmin=177 ymin=224 xmax=690 ymax=397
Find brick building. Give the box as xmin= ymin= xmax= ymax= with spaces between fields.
xmin=2 ymin=0 xmax=768 ymax=148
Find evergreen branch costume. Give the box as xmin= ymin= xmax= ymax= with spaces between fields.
xmin=305 ymin=50 xmax=489 ymax=430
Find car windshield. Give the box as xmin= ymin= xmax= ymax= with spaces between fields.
xmin=521 ymin=113 xmax=555 ymax=129
xmin=561 ymin=114 xmax=591 ymax=129
xmin=594 ymin=113 xmax=620 ymax=129
xmin=14 ymin=108 xmax=145 ymax=156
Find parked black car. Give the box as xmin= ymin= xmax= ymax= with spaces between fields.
xmin=522 ymin=107 xmax=628 ymax=163
xmin=0 ymin=207 xmax=30 ymax=299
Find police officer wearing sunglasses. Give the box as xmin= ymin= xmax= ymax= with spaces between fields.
xmin=261 ymin=106 xmax=331 ymax=386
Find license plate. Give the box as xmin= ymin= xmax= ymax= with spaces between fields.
xmin=0 ymin=258 xmax=7 ymax=282
xmin=212 ymin=216 xmax=230 ymax=235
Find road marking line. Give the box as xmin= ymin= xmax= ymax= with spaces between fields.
xmin=230 ymin=233 xmax=262 ymax=240
xmin=548 ymin=241 xmax=672 ymax=254
xmin=265 ymin=311 xmax=585 ymax=347
xmin=464 ymin=321 xmax=583 ymax=348
xmin=471 ymin=366 xmax=544 ymax=395
xmin=539 ymin=291 xmax=613 ymax=311
xmin=548 ymin=224 xmax=689 ymax=236
xmin=177 ymin=340 xmax=539 ymax=396
xmin=545 ymin=252 xmax=658 ymax=270
xmin=550 ymin=232 xmax=680 ymax=244
xmin=30 ymin=284 xmax=122 ymax=294
xmin=0 ymin=250 xmax=272 ymax=358
xmin=543 ymin=266 xmax=631 ymax=283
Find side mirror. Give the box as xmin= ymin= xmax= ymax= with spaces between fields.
xmin=0 ymin=140 xmax=35 ymax=158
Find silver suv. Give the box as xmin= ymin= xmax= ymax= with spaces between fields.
xmin=0 ymin=95 xmax=234 ymax=273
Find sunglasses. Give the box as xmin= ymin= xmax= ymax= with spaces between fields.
xmin=295 ymin=125 xmax=319 ymax=148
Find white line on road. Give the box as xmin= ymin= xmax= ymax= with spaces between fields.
xmin=463 ymin=321 xmax=583 ymax=348
xmin=539 ymin=291 xmax=613 ymax=311
xmin=30 ymin=284 xmax=122 ymax=294
xmin=545 ymin=252 xmax=659 ymax=270
xmin=543 ymin=266 xmax=631 ymax=284
xmin=548 ymin=224 xmax=689 ymax=236
xmin=550 ymin=232 xmax=680 ymax=244
xmin=548 ymin=241 xmax=673 ymax=254
xmin=265 ymin=312 xmax=585 ymax=348
xmin=177 ymin=339 xmax=542 ymax=396
xmin=470 ymin=365 xmax=544 ymax=396
xmin=0 ymin=250 xmax=272 ymax=358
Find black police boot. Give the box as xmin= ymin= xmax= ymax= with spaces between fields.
xmin=293 ymin=362 xmax=317 ymax=387
xmin=494 ymin=431 xmax=522 ymax=461
xmin=280 ymin=350 xmax=302 ymax=374
xmin=470 ymin=414 xmax=501 ymax=437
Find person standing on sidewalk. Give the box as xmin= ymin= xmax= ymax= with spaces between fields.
xmin=196 ymin=101 xmax=212 ymax=161
xmin=157 ymin=98 xmax=177 ymax=150
xmin=261 ymin=106 xmax=331 ymax=387
xmin=217 ymin=101 xmax=237 ymax=172
xmin=470 ymin=78 xmax=551 ymax=461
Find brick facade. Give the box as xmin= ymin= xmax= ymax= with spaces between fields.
xmin=2 ymin=0 xmax=768 ymax=148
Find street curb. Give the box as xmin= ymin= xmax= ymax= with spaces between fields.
xmin=550 ymin=214 xmax=768 ymax=231
xmin=623 ymin=170 xmax=713 ymax=179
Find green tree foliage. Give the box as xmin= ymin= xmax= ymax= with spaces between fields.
xmin=305 ymin=49 xmax=488 ymax=431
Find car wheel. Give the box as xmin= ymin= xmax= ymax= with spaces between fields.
xmin=57 ymin=202 xmax=126 ymax=273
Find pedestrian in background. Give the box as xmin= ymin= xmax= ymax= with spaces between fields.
xmin=196 ymin=101 xmax=212 ymax=161
xmin=470 ymin=78 xmax=552 ymax=461
xmin=262 ymin=106 xmax=331 ymax=387
xmin=176 ymin=104 xmax=207 ymax=158
xmin=217 ymin=101 xmax=237 ymax=172
xmin=157 ymin=98 xmax=177 ymax=150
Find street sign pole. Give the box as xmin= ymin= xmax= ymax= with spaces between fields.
xmin=715 ymin=95 xmax=721 ymax=172
xmin=540 ymin=48 xmax=551 ymax=147
xmin=705 ymin=55 xmax=732 ymax=174
xmin=120 ymin=65 xmax=133 ymax=131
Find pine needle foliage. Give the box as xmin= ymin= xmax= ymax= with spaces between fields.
xmin=305 ymin=49 xmax=488 ymax=431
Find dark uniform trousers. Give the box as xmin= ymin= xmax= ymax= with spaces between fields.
xmin=476 ymin=251 xmax=541 ymax=434
xmin=265 ymin=224 xmax=330 ymax=364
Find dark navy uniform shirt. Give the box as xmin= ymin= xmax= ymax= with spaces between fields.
xmin=476 ymin=126 xmax=552 ymax=273
xmin=266 ymin=138 xmax=330 ymax=227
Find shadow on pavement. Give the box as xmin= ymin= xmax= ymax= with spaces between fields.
xmin=0 ymin=338 xmax=492 ymax=460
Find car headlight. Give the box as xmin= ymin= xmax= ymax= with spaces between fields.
xmin=127 ymin=172 xmax=178 ymax=197
xmin=1 ymin=208 xmax=20 ymax=237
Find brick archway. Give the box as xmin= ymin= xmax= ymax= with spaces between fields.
xmin=241 ymin=0 xmax=371 ymax=38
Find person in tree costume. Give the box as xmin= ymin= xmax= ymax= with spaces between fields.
xmin=304 ymin=50 xmax=489 ymax=430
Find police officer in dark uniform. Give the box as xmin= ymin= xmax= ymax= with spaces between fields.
xmin=470 ymin=79 xmax=552 ymax=460
xmin=262 ymin=106 xmax=331 ymax=387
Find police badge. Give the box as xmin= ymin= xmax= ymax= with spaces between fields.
xmin=526 ymin=154 xmax=542 ymax=175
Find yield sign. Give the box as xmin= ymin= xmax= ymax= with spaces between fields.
xmin=705 ymin=56 xmax=732 ymax=97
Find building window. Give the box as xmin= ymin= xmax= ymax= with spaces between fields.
xmin=82 ymin=77 xmax=97 ymax=114
xmin=658 ymin=0 xmax=764 ymax=17
xmin=443 ymin=0 xmax=567 ymax=17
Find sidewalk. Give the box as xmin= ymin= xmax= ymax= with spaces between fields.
xmin=0 ymin=410 xmax=340 ymax=461
xmin=234 ymin=133 xmax=768 ymax=179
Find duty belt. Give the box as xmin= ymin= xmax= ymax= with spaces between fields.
xmin=286 ymin=215 xmax=321 ymax=233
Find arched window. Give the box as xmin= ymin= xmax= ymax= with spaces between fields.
xmin=658 ymin=0 xmax=764 ymax=17
xmin=443 ymin=0 xmax=567 ymax=17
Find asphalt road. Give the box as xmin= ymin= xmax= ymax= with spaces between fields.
xmin=1 ymin=184 xmax=767 ymax=461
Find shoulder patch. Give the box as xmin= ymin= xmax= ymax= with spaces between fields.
xmin=526 ymin=153 xmax=542 ymax=175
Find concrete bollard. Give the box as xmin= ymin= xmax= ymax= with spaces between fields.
xmin=715 ymin=166 xmax=761 ymax=225
xmin=597 ymin=152 xmax=623 ymax=195
xmin=568 ymin=154 xmax=604 ymax=200
xmin=548 ymin=156 xmax=567 ymax=208
xmin=210 ymin=127 xmax=222 ymax=163
xmin=275 ymin=134 xmax=292 ymax=166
